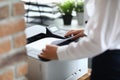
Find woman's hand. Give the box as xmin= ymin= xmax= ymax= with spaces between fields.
xmin=64 ymin=29 xmax=86 ymax=40
xmin=39 ymin=44 xmax=58 ymax=60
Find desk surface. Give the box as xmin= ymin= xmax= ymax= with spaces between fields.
xmin=51 ymin=18 xmax=84 ymax=30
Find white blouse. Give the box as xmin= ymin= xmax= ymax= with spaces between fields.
xmin=57 ymin=0 xmax=120 ymax=60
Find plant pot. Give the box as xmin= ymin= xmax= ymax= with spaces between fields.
xmin=76 ymin=12 xmax=84 ymax=25
xmin=62 ymin=14 xmax=73 ymax=25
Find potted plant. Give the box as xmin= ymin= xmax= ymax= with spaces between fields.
xmin=58 ymin=0 xmax=74 ymax=25
xmin=75 ymin=0 xmax=84 ymax=25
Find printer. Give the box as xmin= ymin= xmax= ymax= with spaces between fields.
xmin=25 ymin=25 xmax=88 ymax=80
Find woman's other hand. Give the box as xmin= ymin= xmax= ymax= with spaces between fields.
xmin=39 ymin=44 xmax=58 ymax=60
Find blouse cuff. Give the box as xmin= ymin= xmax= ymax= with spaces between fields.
xmin=57 ymin=45 xmax=69 ymax=60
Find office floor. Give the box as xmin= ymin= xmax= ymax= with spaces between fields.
xmin=78 ymin=69 xmax=91 ymax=80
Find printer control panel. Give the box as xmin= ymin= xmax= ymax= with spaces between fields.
xmin=48 ymin=26 xmax=68 ymax=37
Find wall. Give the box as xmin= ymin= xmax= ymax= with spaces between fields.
xmin=0 ymin=0 xmax=28 ymax=80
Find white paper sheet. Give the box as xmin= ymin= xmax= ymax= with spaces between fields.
xmin=26 ymin=37 xmax=62 ymax=58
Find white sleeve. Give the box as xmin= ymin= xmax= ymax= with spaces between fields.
xmin=57 ymin=0 xmax=119 ymax=60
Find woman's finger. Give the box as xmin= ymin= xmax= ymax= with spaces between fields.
xmin=72 ymin=33 xmax=81 ymax=39
xmin=64 ymin=30 xmax=74 ymax=37
xmin=42 ymin=48 xmax=46 ymax=53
